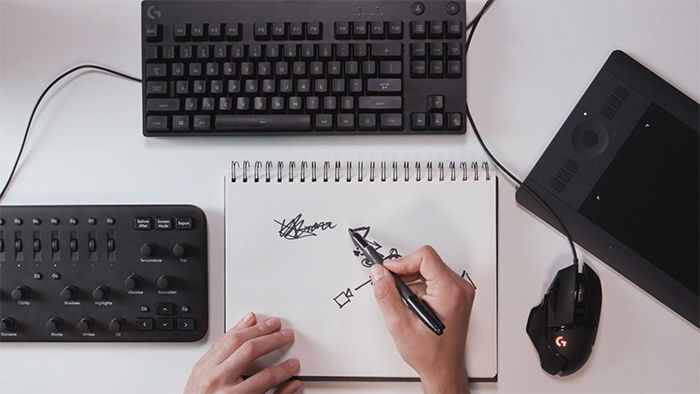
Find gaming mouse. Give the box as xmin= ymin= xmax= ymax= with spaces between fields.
xmin=526 ymin=263 xmax=602 ymax=376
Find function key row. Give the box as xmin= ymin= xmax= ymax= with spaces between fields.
xmin=254 ymin=22 xmax=323 ymax=41
xmin=334 ymin=21 xmax=404 ymax=40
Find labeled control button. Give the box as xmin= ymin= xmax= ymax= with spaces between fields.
xmin=180 ymin=305 xmax=191 ymax=313
xmin=140 ymin=304 xmax=150 ymax=313
xmin=124 ymin=274 xmax=139 ymax=290
xmin=155 ymin=217 xmax=173 ymax=230
xmin=32 ymin=217 xmax=41 ymax=225
xmin=178 ymin=318 xmax=195 ymax=331
xmin=157 ymin=318 xmax=175 ymax=330
xmin=140 ymin=243 xmax=156 ymax=258
xmin=175 ymin=217 xmax=193 ymax=230
xmin=50 ymin=272 xmax=61 ymax=280
xmin=45 ymin=317 xmax=62 ymax=332
xmin=77 ymin=317 xmax=94 ymax=333
xmin=50 ymin=217 xmax=59 ymax=225
xmin=134 ymin=217 xmax=153 ymax=230
xmin=92 ymin=286 xmax=110 ymax=301
xmin=87 ymin=217 xmax=97 ymax=225
xmin=157 ymin=275 xmax=174 ymax=290
xmin=428 ymin=95 xmax=445 ymax=111
xmin=33 ymin=272 xmax=43 ymax=280
xmin=105 ymin=217 xmax=115 ymax=225
xmin=11 ymin=286 xmax=29 ymax=300
xmin=156 ymin=302 xmax=175 ymax=315
xmin=108 ymin=318 xmax=124 ymax=332
xmin=14 ymin=218 xmax=23 ymax=225
xmin=0 ymin=318 xmax=15 ymax=332
xmin=60 ymin=286 xmax=77 ymax=300
xmin=172 ymin=243 xmax=187 ymax=258
xmin=69 ymin=217 xmax=78 ymax=225
xmin=136 ymin=318 xmax=154 ymax=331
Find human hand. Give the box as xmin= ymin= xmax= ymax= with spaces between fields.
xmin=184 ymin=313 xmax=302 ymax=394
xmin=371 ymin=245 xmax=475 ymax=394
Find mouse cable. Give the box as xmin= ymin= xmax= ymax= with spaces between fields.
xmin=0 ymin=64 xmax=142 ymax=201
xmin=464 ymin=0 xmax=580 ymax=265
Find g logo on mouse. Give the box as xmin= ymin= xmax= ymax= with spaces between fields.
xmin=554 ymin=335 xmax=568 ymax=348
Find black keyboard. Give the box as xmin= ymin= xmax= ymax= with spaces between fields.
xmin=141 ymin=0 xmax=467 ymax=136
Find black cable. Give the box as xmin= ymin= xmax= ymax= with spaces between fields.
xmin=0 ymin=64 xmax=142 ymax=201
xmin=464 ymin=1 xmax=579 ymax=264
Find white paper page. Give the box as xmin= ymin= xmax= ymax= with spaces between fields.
xmin=225 ymin=176 xmax=497 ymax=379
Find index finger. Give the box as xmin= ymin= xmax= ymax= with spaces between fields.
xmin=382 ymin=245 xmax=454 ymax=285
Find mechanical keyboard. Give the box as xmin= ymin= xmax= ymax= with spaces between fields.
xmin=0 ymin=205 xmax=208 ymax=342
xmin=141 ymin=0 xmax=467 ymax=135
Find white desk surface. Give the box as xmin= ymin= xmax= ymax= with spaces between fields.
xmin=1 ymin=0 xmax=698 ymax=393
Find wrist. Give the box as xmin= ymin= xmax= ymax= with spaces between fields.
xmin=420 ymin=367 xmax=469 ymax=394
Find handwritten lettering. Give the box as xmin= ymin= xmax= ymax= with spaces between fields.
xmin=274 ymin=213 xmax=336 ymax=240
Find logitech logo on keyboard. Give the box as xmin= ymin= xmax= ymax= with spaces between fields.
xmin=146 ymin=5 xmax=162 ymax=20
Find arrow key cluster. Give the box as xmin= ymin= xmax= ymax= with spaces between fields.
xmin=137 ymin=302 xmax=195 ymax=331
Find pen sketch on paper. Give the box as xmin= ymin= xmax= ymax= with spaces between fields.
xmin=273 ymin=213 xmax=337 ymax=240
xmin=332 ymin=226 xmax=402 ymax=309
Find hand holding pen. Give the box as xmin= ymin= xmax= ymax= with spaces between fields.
xmin=351 ymin=236 xmax=476 ymax=393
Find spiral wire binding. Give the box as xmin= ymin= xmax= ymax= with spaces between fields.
xmin=231 ymin=161 xmax=492 ymax=183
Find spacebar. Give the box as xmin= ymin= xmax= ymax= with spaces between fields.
xmin=215 ymin=115 xmax=311 ymax=131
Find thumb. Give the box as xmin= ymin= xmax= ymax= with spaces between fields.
xmin=371 ymin=264 xmax=410 ymax=333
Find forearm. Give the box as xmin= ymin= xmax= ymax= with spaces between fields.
xmin=420 ymin=367 xmax=469 ymax=394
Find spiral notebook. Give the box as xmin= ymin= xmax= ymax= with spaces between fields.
xmin=224 ymin=160 xmax=498 ymax=381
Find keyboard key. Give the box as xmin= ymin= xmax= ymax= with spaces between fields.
xmin=323 ymin=96 xmax=337 ymax=110
xmin=225 ymin=23 xmax=241 ymax=40
xmin=147 ymin=116 xmax=168 ymax=131
xmin=380 ymin=61 xmax=402 ymax=76
xmin=370 ymin=21 xmax=385 ymax=38
xmin=446 ymin=113 xmax=463 ymax=130
xmin=306 ymin=22 xmax=322 ymax=39
xmin=380 ymin=113 xmax=403 ymax=130
xmin=411 ymin=113 xmax=427 ymax=130
xmin=353 ymin=22 xmax=368 ymax=39
xmin=289 ymin=96 xmax=302 ymax=111
xmin=359 ymin=96 xmax=402 ymax=110
xmin=191 ymin=24 xmax=205 ymax=40
xmin=136 ymin=318 xmax=154 ymax=330
xmin=315 ymin=114 xmax=333 ymax=130
xmin=202 ymin=97 xmax=215 ymax=111
xmin=254 ymin=97 xmax=268 ymax=111
xmin=387 ymin=21 xmax=403 ymax=38
xmin=367 ymin=78 xmax=402 ymax=93
xmin=254 ymin=23 xmax=270 ymax=40
xmin=236 ymin=97 xmax=250 ymax=111
xmin=337 ymin=114 xmax=355 ymax=130
xmin=446 ymin=42 xmax=462 ymax=58
xmin=193 ymin=115 xmax=211 ymax=130
xmin=219 ymin=97 xmax=232 ymax=111
xmin=429 ymin=60 xmax=443 ymax=77
xmin=146 ymin=63 xmax=167 ymax=77
xmin=447 ymin=60 xmax=462 ymax=77
xmin=446 ymin=20 xmax=462 ymax=38
xmin=410 ymin=21 xmax=427 ymax=38
xmin=157 ymin=318 xmax=175 ymax=330
xmin=358 ymin=113 xmax=377 ymax=130
xmin=272 ymin=22 xmax=286 ymax=39
xmin=208 ymin=23 xmax=222 ymax=39
xmin=335 ymin=22 xmax=350 ymax=39
xmin=216 ymin=115 xmax=312 ymax=130
xmin=428 ymin=95 xmax=445 ymax=111
xmin=429 ymin=21 xmax=444 ymax=38
xmin=430 ymin=43 xmax=444 ymax=58
xmin=411 ymin=43 xmax=427 ymax=59
xmin=145 ymin=24 xmax=161 ymax=42
xmin=147 ymin=98 xmax=180 ymax=112
xmin=411 ymin=61 xmax=426 ymax=77
xmin=146 ymin=81 xmax=167 ymax=95
xmin=172 ymin=115 xmax=190 ymax=131
xmin=177 ymin=318 xmax=195 ymax=331
xmin=430 ymin=113 xmax=444 ymax=129
xmin=371 ymin=43 xmax=402 ymax=58
xmin=290 ymin=22 xmax=304 ymax=39
xmin=173 ymin=24 xmax=188 ymax=40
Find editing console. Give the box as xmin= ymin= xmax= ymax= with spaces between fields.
xmin=0 ymin=205 xmax=208 ymax=342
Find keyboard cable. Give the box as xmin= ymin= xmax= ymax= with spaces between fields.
xmin=464 ymin=0 xmax=580 ymax=265
xmin=0 ymin=65 xmax=142 ymax=201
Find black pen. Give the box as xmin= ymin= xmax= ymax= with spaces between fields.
xmin=349 ymin=229 xmax=445 ymax=336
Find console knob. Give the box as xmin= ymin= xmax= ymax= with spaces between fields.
xmin=140 ymin=243 xmax=156 ymax=258
xmin=157 ymin=275 xmax=173 ymax=290
xmin=60 ymin=285 xmax=77 ymax=300
xmin=0 ymin=317 xmax=15 ymax=332
xmin=172 ymin=243 xmax=187 ymax=258
xmin=108 ymin=318 xmax=124 ymax=333
xmin=10 ymin=286 xmax=29 ymax=300
xmin=77 ymin=317 xmax=94 ymax=333
xmin=92 ymin=286 xmax=110 ymax=300
xmin=45 ymin=317 xmax=62 ymax=332
xmin=124 ymin=274 xmax=139 ymax=290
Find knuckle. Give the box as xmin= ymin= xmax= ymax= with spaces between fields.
xmin=221 ymin=332 xmax=242 ymax=349
xmin=418 ymin=244 xmax=436 ymax=256
xmin=239 ymin=340 xmax=258 ymax=358
xmin=257 ymin=368 xmax=276 ymax=384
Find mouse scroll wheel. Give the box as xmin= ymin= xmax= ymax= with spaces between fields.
xmin=576 ymin=286 xmax=585 ymax=303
